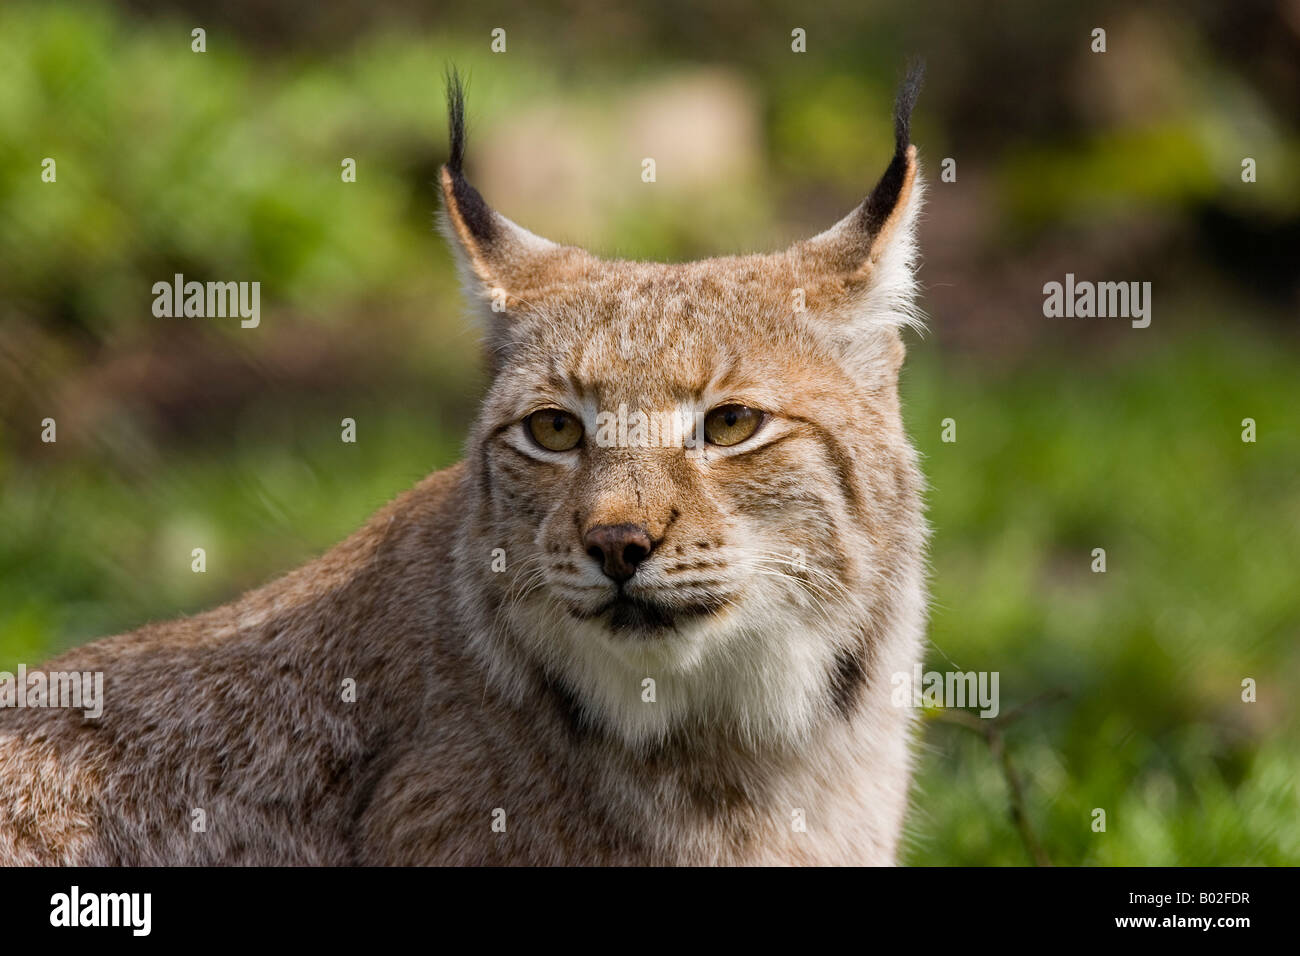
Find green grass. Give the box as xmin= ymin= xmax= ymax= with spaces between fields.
xmin=903 ymin=323 xmax=1300 ymax=864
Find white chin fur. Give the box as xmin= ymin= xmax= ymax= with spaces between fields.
xmin=494 ymin=578 xmax=850 ymax=751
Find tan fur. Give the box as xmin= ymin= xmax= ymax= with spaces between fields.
xmin=0 ymin=117 xmax=927 ymax=866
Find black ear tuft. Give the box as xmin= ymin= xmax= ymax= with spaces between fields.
xmin=442 ymin=66 xmax=498 ymax=248
xmin=859 ymin=59 xmax=925 ymax=239
xmin=445 ymin=65 xmax=467 ymax=175
xmin=892 ymin=58 xmax=925 ymax=160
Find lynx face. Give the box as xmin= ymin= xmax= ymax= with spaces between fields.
xmin=477 ymin=264 xmax=899 ymax=639
xmin=443 ymin=72 xmax=927 ymax=746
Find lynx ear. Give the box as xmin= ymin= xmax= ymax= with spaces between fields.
xmin=791 ymin=61 xmax=925 ymax=342
xmin=438 ymin=70 xmax=591 ymax=316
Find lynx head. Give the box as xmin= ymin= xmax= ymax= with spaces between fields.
xmin=442 ymin=68 xmax=928 ymax=748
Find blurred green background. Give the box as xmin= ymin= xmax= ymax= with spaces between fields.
xmin=1 ymin=0 xmax=1297 ymax=864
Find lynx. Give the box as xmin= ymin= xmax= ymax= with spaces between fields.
xmin=0 ymin=66 xmax=928 ymax=865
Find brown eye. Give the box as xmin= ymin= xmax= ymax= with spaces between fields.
xmin=526 ymin=408 xmax=583 ymax=452
xmin=703 ymin=405 xmax=763 ymax=447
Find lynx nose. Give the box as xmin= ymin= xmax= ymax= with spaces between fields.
xmin=583 ymin=524 xmax=653 ymax=583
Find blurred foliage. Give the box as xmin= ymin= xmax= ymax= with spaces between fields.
xmin=0 ymin=3 xmax=464 ymax=339
xmin=1 ymin=0 xmax=1297 ymax=865
xmin=907 ymin=327 xmax=1300 ymax=864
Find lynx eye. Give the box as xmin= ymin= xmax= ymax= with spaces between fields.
xmin=703 ymin=404 xmax=764 ymax=447
xmin=526 ymin=408 xmax=583 ymax=452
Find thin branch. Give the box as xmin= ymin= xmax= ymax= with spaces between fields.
xmin=926 ymin=689 xmax=1067 ymax=866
